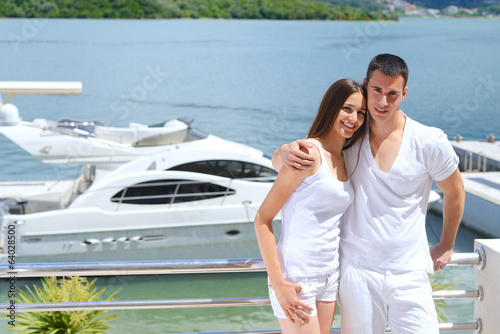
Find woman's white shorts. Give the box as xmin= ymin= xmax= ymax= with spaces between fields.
xmin=268 ymin=271 xmax=339 ymax=319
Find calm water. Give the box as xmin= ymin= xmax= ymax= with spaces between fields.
xmin=1 ymin=17 xmax=499 ymax=333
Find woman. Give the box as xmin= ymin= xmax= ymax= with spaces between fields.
xmin=254 ymin=78 xmax=367 ymax=334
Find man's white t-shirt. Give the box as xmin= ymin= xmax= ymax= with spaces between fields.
xmin=341 ymin=115 xmax=459 ymax=273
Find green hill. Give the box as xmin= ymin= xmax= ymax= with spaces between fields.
xmin=318 ymin=0 xmax=387 ymax=12
xmin=0 ymin=0 xmax=398 ymax=20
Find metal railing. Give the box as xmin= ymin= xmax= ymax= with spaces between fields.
xmin=0 ymin=248 xmax=485 ymax=278
xmin=0 ymin=258 xmax=265 ymax=278
xmin=464 ymin=151 xmax=474 ymax=172
xmin=0 ymin=248 xmax=485 ymax=333
xmin=463 ymin=151 xmax=488 ymax=173
xmin=478 ymin=152 xmax=487 ymax=172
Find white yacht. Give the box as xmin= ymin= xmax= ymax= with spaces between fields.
xmin=0 ymin=81 xmax=227 ymax=168
xmin=0 ymin=81 xmax=280 ymax=263
xmin=0 ymin=87 xmax=201 ymax=168
xmin=0 ymin=137 xmax=280 ymax=263
xmin=0 ymin=115 xmax=191 ymax=166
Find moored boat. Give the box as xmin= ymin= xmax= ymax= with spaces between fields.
xmin=0 ymin=138 xmax=281 ymax=263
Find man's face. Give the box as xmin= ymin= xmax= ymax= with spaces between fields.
xmin=364 ymin=69 xmax=407 ymax=123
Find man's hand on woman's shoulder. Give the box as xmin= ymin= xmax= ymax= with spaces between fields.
xmin=272 ymin=139 xmax=317 ymax=172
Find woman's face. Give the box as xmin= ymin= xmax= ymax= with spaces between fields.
xmin=332 ymin=91 xmax=366 ymax=139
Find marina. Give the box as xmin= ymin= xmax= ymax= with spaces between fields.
xmin=1 ymin=17 xmax=499 ymax=334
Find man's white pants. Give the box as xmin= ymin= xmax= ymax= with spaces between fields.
xmin=339 ymin=259 xmax=439 ymax=334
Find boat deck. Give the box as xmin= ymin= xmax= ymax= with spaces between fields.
xmin=0 ymin=180 xmax=74 ymax=200
xmin=452 ymin=140 xmax=500 ymax=171
xmin=462 ymin=172 xmax=500 ymax=206
xmin=456 ymin=172 xmax=500 ymax=237
xmin=0 ymin=180 xmax=75 ymax=214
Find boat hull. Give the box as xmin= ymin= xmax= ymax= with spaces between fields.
xmin=0 ymin=205 xmax=281 ymax=264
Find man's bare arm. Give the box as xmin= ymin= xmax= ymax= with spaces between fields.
xmin=430 ymin=168 xmax=465 ymax=271
xmin=271 ymin=139 xmax=316 ymax=172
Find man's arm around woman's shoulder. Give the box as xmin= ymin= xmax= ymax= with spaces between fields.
xmin=272 ymin=139 xmax=317 ymax=172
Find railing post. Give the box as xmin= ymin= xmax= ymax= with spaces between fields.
xmin=474 ymin=240 xmax=500 ymax=333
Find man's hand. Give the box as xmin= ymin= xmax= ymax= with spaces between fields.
xmin=430 ymin=243 xmax=453 ymax=272
xmin=272 ymin=139 xmax=316 ymax=172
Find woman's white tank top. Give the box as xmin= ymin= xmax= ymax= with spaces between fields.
xmin=277 ymin=140 xmax=354 ymax=278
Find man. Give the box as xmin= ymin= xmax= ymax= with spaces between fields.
xmin=272 ymin=54 xmax=465 ymax=333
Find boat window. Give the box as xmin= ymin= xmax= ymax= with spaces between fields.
xmin=167 ymin=160 xmax=277 ymax=181
xmin=173 ymin=181 xmax=235 ymax=203
xmin=110 ymin=179 xmax=235 ymax=205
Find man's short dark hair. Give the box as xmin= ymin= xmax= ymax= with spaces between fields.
xmin=366 ymin=54 xmax=409 ymax=89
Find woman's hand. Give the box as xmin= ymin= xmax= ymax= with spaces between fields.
xmin=273 ymin=280 xmax=313 ymax=323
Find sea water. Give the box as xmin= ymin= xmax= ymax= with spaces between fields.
xmin=1 ymin=17 xmax=499 ymax=333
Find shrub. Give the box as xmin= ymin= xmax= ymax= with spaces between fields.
xmin=4 ymin=276 xmax=118 ymax=334
xmin=429 ymin=271 xmax=459 ymax=323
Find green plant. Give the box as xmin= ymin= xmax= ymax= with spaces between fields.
xmin=429 ymin=271 xmax=460 ymax=323
xmin=4 ymin=276 xmax=118 ymax=333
